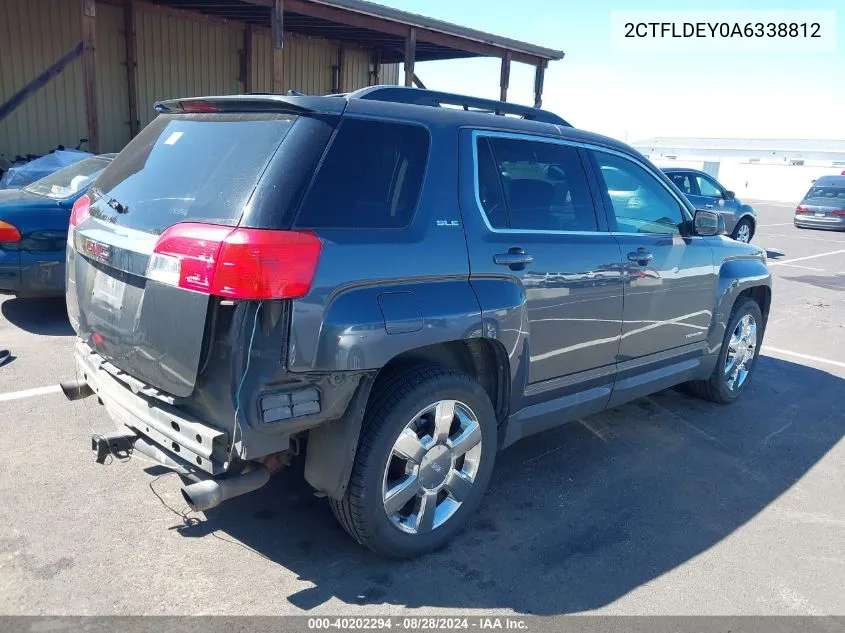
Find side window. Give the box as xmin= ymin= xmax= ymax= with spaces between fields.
xmin=593 ymin=152 xmax=685 ymax=235
xmin=668 ymin=173 xmax=694 ymax=195
xmin=475 ymin=136 xmax=599 ymax=232
xmin=695 ymin=175 xmax=722 ymax=198
xmin=295 ymin=119 xmax=429 ymax=229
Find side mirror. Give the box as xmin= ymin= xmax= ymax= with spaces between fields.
xmin=693 ymin=209 xmax=726 ymax=236
xmin=723 ymin=190 xmax=735 ymax=201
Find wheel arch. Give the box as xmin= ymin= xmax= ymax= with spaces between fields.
xmin=304 ymin=337 xmax=510 ymax=500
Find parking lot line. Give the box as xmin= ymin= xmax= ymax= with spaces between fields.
xmin=0 ymin=385 xmax=62 ymax=402
xmin=758 ymin=223 xmax=795 ymax=227
xmin=762 ymin=347 xmax=845 ymax=369
xmin=764 ymin=233 xmax=845 ymax=244
xmin=767 ymin=249 xmax=845 ymax=267
xmin=776 ymin=263 xmax=825 ymax=271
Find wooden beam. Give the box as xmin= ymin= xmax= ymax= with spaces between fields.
xmin=272 ymin=0 xmax=284 ymax=93
xmin=370 ymin=50 xmax=382 ymax=86
xmin=412 ymin=73 xmax=426 ymax=89
xmin=336 ymin=47 xmax=346 ymax=93
xmin=243 ymin=23 xmax=253 ymax=92
xmin=533 ymin=61 xmax=546 ymax=109
xmin=404 ymin=27 xmax=416 ymax=87
xmin=499 ymin=51 xmax=511 ymax=102
xmin=0 ymin=42 xmax=82 ymax=123
xmin=82 ymin=0 xmax=100 ymax=153
xmin=123 ymin=0 xmax=139 ymax=138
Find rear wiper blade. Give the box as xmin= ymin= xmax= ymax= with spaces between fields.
xmin=90 ymin=186 xmax=129 ymax=214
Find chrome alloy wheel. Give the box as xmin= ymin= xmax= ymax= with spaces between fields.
xmin=382 ymin=399 xmax=483 ymax=535
xmin=735 ymin=223 xmax=752 ymax=243
xmin=725 ymin=314 xmax=757 ymax=390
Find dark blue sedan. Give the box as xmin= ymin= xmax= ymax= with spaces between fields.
xmin=0 ymin=154 xmax=114 ymax=297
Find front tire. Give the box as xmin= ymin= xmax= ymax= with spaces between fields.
xmin=330 ymin=366 xmax=497 ymax=558
xmin=687 ymin=297 xmax=763 ymax=404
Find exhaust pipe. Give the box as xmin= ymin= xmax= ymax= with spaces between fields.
xmin=60 ymin=379 xmax=94 ymax=401
xmin=181 ymin=466 xmax=271 ymax=512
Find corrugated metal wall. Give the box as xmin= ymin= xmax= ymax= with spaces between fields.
xmin=0 ymin=0 xmax=86 ymax=160
xmin=135 ymin=9 xmax=242 ymax=129
xmin=251 ymin=31 xmax=399 ymax=95
xmin=1 ymin=2 xmax=402 ymax=160
xmin=96 ymin=3 xmax=131 ymax=153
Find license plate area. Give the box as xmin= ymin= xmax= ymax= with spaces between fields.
xmin=815 ymin=212 xmax=827 ymax=217
xmin=92 ymin=270 xmax=126 ymax=310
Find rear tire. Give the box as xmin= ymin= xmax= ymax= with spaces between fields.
xmin=687 ymin=297 xmax=763 ymax=404
xmin=330 ymin=366 xmax=497 ymax=558
xmin=732 ymin=218 xmax=754 ymax=243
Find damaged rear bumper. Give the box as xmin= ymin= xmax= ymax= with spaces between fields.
xmin=72 ymin=340 xmax=229 ymax=478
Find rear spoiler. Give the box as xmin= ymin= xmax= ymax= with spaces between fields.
xmin=154 ymin=94 xmax=348 ymax=116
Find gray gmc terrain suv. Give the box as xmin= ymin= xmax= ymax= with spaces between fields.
xmin=63 ymin=87 xmax=772 ymax=558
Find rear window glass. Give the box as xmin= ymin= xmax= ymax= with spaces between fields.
xmin=295 ymin=118 xmax=429 ymax=229
xmin=803 ymin=186 xmax=845 ymax=202
xmin=92 ymin=113 xmax=295 ymax=234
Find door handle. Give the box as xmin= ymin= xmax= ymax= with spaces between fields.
xmin=705 ymin=204 xmax=714 ymax=209
xmin=494 ymin=247 xmax=534 ymax=270
xmin=627 ymin=248 xmax=653 ymax=265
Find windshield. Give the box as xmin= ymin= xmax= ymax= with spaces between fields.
xmin=91 ymin=113 xmax=296 ymax=234
xmin=24 ymin=156 xmax=112 ymax=199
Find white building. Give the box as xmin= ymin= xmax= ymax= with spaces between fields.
xmin=633 ymin=138 xmax=845 ymax=203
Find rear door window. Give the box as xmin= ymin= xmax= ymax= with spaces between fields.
xmin=476 ymin=136 xmax=599 ymax=232
xmin=295 ymin=118 xmax=429 ymax=229
xmin=92 ymin=113 xmax=296 ymax=234
xmin=667 ymin=172 xmax=694 ymax=195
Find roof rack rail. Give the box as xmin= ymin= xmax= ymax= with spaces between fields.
xmin=349 ymin=86 xmax=570 ymax=126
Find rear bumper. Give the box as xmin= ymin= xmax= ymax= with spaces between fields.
xmin=794 ymin=215 xmax=845 ymax=230
xmin=73 ymin=340 xmax=229 ymax=477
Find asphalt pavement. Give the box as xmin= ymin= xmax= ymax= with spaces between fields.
xmin=0 ymin=201 xmax=843 ymax=615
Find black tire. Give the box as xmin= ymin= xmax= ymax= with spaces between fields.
xmin=687 ymin=297 xmax=764 ymax=404
xmin=732 ymin=218 xmax=754 ymax=243
xmin=329 ymin=366 xmax=497 ymax=558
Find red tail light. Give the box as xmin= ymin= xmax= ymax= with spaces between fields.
xmin=70 ymin=194 xmax=91 ymax=228
xmin=178 ymin=100 xmax=218 ymax=113
xmin=0 ymin=220 xmax=21 ymax=242
xmin=795 ymin=205 xmax=810 ymax=214
xmin=148 ymin=223 xmax=322 ymax=300
xmin=833 ymin=209 xmax=845 ymax=217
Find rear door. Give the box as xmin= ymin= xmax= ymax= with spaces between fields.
xmin=66 ymin=111 xmax=325 ymax=396
xmin=461 ymin=130 xmax=624 ymax=392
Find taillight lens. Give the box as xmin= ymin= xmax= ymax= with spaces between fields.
xmin=833 ymin=209 xmax=845 ymax=217
xmin=148 ymin=223 xmax=322 ymax=300
xmin=0 ymin=220 xmax=21 ymax=242
xmin=795 ymin=205 xmax=810 ymax=214
xmin=70 ymin=194 xmax=91 ymax=228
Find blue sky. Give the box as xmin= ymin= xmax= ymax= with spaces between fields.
xmin=377 ymin=0 xmax=844 ymax=143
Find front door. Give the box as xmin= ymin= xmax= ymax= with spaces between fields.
xmin=589 ymin=152 xmax=717 ymax=363
xmin=460 ymin=131 xmax=624 ymax=392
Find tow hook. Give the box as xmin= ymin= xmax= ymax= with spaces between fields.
xmin=91 ymin=431 xmax=137 ymax=463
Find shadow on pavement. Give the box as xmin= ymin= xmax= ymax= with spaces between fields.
xmin=1 ymin=297 xmax=72 ymax=336
xmin=173 ymin=356 xmax=844 ymax=614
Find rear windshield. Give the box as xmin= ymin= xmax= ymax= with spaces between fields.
xmin=24 ymin=155 xmax=111 ymax=199
xmin=92 ymin=113 xmax=296 ymax=234
xmin=803 ymin=186 xmax=845 ymax=203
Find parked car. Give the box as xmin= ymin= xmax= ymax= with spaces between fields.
xmin=662 ymin=168 xmax=757 ymax=243
xmin=794 ymin=175 xmax=845 ymax=230
xmin=61 ymin=87 xmax=771 ymax=558
xmin=0 ymin=154 xmax=114 ymax=297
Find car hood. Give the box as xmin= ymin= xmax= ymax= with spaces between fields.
xmin=718 ymin=235 xmax=766 ymax=260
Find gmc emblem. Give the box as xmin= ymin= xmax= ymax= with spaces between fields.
xmin=84 ymin=239 xmax=110 ymax=263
